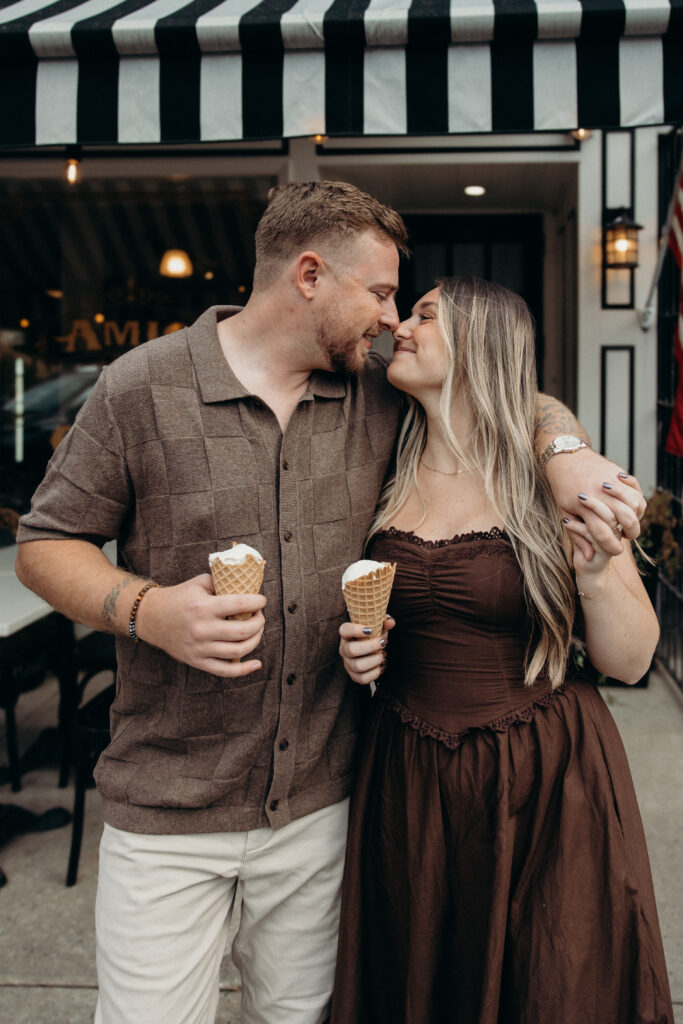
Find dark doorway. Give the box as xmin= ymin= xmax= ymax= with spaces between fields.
xmin=400 ymin=214 xmax=545 ymax=387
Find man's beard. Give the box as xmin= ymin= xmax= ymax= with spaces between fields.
xmin=318 ymin=319 xmax=369 ymax=374
xmin=326 ymin=337 xmax=367 ymax=374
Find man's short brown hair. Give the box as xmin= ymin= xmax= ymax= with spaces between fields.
xmin=253 ymin=180 xmax=410 ymax=288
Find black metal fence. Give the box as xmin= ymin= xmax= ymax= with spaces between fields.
xmin=655 ymin=127 xmax=683 ymax=691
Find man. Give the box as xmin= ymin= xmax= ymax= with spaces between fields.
xmin=16 ymin=181 xmax=644 ymax=1023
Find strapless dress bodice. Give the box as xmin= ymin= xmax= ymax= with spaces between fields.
xmin=372 ymin=527 xmax=555 ymax=739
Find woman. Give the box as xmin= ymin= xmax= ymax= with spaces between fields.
xmin=331 ymin=278 xmax=672 ymax=1023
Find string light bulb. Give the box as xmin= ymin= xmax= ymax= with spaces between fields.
xmin=65 ymin=148 xmax=81 ymax=185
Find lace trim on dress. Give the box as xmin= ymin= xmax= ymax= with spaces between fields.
xmin=375 ymin=683 xmax=566 ymax=751
xmin=374 ymin=526 xmax=509 ymax=549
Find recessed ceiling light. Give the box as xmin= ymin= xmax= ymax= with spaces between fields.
xmin=464 ymin=185 xmax=486 ymax=197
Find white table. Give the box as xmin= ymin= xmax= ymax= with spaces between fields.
xmin=0 ymin=540 xmax=117 ymax=639
xmin=0 ymin=544 xmax=52 ymax=638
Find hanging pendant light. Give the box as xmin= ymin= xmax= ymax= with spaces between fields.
xmin=159 ymin=249 xmax=194 ymax=278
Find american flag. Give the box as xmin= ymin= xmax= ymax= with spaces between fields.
xmin=665 ymin=168 xmax=683 ymax=457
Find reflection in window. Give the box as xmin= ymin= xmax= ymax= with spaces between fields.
xmin=0 ymin=174 xmax=274 ymax=513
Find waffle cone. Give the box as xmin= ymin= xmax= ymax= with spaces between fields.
xmin=210 ymin=554 xmax=265 ymax=620
xmin=343 ymin=563 xmax=396 ymax=638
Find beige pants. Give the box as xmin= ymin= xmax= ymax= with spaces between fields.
xmin=94 ymin=799 xmax=349 ymax=1024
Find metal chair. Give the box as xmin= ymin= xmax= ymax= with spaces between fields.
xmin=65 ymin=631 xmax=116 ymax=886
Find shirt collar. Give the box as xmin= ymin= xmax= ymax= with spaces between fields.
xmin=188 ymin=305 xmax=348 ymax=404
xmin=188 ymin=306 xmax=249 ymax=403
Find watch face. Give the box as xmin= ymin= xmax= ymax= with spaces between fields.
xmin=555 ymin=435 xmax=582 ymax=451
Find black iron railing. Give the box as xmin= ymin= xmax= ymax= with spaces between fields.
xmin=655 ymin=127 xmax=683 ymax=691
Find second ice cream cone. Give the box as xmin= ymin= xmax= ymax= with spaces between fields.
xmin=343 ymin=562 xmax=396 ymax=638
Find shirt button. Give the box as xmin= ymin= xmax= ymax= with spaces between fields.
xmin=270 ymin=799 xmax=279 ymax=811
xmin=283 ymin=531 xmax=293 ymax=542
xmin=288 ymin=602 xmax=297 ymax=613
xmin=279 ymin=739 xmax=289 ymax=751
xmin=286 ymin=673 xmax=296 ymax=685
xmin=282 ymin=460 xmax=289 ymax=470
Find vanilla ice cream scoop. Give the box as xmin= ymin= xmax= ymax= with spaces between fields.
xmin=341 ymin=559 xmax=388 ymax=589
xmin=341 ymin=559 xmax=396 ymax=640
xmin=209 ymin=542 xmax=264 ymax=567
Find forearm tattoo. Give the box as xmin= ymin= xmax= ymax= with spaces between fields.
xmin=101 ymin=575 xmax=138 ymax=629
xmin=534 ymin=394 xmax=590 ymax=454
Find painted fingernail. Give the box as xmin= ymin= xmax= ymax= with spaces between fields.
xmin=602 ymin=482 xmax=613 ymax=490
xmin=618 ymin=472 xmax=629 ymax=479
xmin=562 ymin=517 xmax=570 ymax=524
xmin=379 ymin=637 xmax=388 ymax=648
xmin=362 ymin=627 xmax=373 ymax=635
xmin=578 ymin=492 xmax=588 ymax=501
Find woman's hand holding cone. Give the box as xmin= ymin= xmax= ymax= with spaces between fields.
xmin=339 ymin=616 xmax=396 ymax=685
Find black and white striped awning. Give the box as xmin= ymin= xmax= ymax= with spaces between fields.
xmin=1 ymin=0 xmax=681 ymax=147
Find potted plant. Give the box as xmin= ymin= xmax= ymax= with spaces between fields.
xmin=635 ymin=488 xmax=680 ymax=593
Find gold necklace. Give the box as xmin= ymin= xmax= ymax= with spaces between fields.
xmin=419 ymin=458 xmax=480 ymax=476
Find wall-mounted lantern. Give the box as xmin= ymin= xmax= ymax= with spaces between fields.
xmin=602 ymin=130 xmax=640 ymax=310
xmin=604 ymin=210 xmax=643 ymax=269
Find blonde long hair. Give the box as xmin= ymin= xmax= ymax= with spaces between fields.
xmin=369 ymin=276 xmax=576 ymax=689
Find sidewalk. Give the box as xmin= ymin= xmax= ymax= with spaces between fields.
xmin=1 ymin=667 xmax=681 ymax=1023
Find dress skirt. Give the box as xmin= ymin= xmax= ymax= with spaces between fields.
xmin=331 ymin=679 xmax=673 ymax=1024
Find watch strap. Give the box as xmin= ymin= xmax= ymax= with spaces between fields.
xmin=539 ymin=438 xmax=589 ymax=469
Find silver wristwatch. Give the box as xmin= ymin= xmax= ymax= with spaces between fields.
xmin=539 ymin=434 xmax=590 ymax=469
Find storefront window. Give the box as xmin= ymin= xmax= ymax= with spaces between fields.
xmin=0 ymin=173 xmax=275 ymax=519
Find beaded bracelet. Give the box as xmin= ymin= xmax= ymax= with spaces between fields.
xmin=128 ymin=582 xmax=159 ymax=643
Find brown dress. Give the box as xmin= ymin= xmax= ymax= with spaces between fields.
xmin=331 ymin=528 xmax=673 ymax=1024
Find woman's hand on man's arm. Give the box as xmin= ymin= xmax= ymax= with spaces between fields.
xmin=534 ymin=393 xmax=645 ymax=556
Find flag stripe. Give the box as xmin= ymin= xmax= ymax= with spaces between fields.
xmin=665 ymin=170 xmax=683 ymax=457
